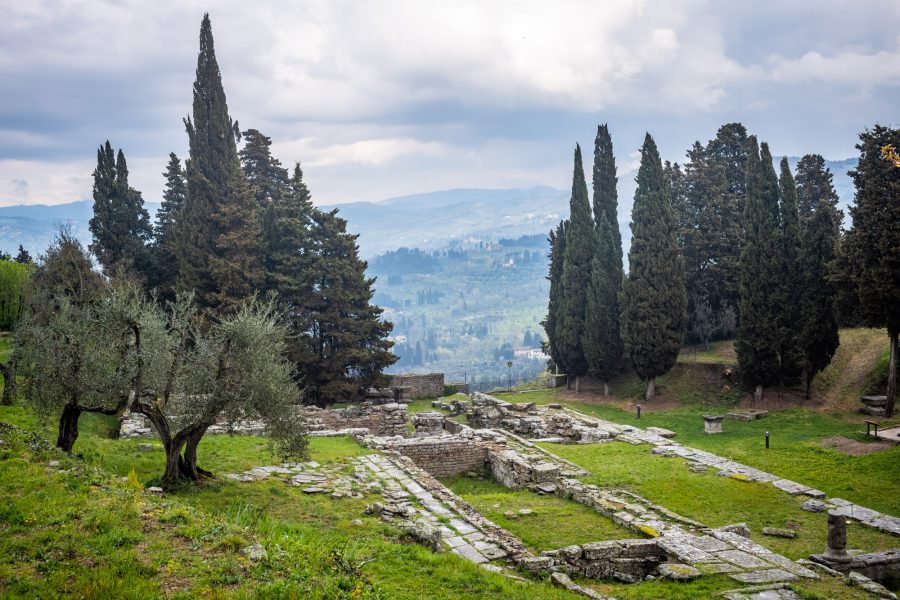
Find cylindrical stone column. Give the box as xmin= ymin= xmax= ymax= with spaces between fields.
xmin=824 ymin=510 xmax=850 ymax=562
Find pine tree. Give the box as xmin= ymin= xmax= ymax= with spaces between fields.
xmin=838 ymin=125 xmax=900 ymax=417
xmin=149 ymin=152 xmax=187 ymax=297
xmin=776 ymin=157 xmax=803 ymax=393
xmin=88 ymin=142 xmax=152 ymax=278
xmin=542 ymin=221 xmax=567 ymax=373
xmin=795 ymin=154 xmax=840 ymax=220
xmin=295 ymin=209 xmax=396 ymax=406
xmin=14 ymin=245 xmax=31 ymax=264
xmin=620 ymin=133 xmax=687 ymax=400
xmin=556 ymin=145 xmax=593 ymax=391
xmin=583 ymin=124 xmax=623 ymax=395
xmin=239 ymin=129 xmax=292 ymax=288
xmin=799 ymin=197 xmax=840 ymax=398
xmin=736 ymin=139 xmax=782 ymax=401
xmin=174 ymin=14 xmax=263 ymax=313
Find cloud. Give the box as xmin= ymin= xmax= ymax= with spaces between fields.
xmin=9 ymin=179 xmax=28 ymax=199
xmin=0 ymin=0 xmax=899 ymax=209
xmin=767 ymin=41 xmax=900 ymax=86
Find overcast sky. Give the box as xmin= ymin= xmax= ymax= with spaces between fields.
xmin=2 ymin=0 xmax=899 ymax=208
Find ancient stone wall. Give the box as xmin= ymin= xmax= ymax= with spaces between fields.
xmin=541 ymin=539 xmax=665 ymax=583
xmin=304 ymin=403 xmax=408 ymax=437
xmin=389 ymin=373 xmax=445 ymax=400
xmin=390 ymin=437 xmax=489 ymax=478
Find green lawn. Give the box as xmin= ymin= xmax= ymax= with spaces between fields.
xmin=446 ymin=476 xmax=638 ymax=551
xmin=541 ymin=440 xmax=900 ymax=561
xmin=0 ymin=415 xmax=576 ymax=600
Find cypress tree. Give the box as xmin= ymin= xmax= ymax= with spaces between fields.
xmin=591 ymin=124 xmax=622 ymax=257
xmin=583 ymin=125 xmax=623 ymax=395
xmin=799 ymin=197 xmax=840 ymax=398
xmin=706 ymin=123 xmax=749 ymax=317
xmin=149 ymin=152 xmax=187 ymax=297
xmin=736 ymin=139 xmax=782 ymax=401
xmin=174 ymin=14 xmax=263 ymax=313
xmin=620 ymin=133 xmax=687 ymax=400
xmin=295 ymin=209 xmax=396 ymax=406
xmin=838 ymin=125 xmax=900 ymax=417
xmin=88 ymin=142 xmax=152 ymax=278
xmin=542 ymin=220 xmax=567 ymax=373
xmin=776 ymin=158 xmax=803 ymax=393
xmin=795 ymin=154 xmax=840 ymax=220
xmin=556 ymin=145 xmax=593 ymax=392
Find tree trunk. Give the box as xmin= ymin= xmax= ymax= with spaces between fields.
xmin=163 ymin=439 xmax=184 ymax=488
xmin=645 ymin=377 xmax=656 ymax=401
xmin=754 ymin=384 xmax=763 ymax=403
xmin=0 ymin=361 xmax=14 ymax=406
xmin=805 ymin=371 xmax=813 ymax=400
xmin=575 ymin=376 xmax=581 ymax=394
xmin=180 ymin=426 xmax=212 ymax=480
xmin=886 ymin=327 xmax=897 ymax=419
xmin=603 ymin=381 xmax=609 ymax=397
xmin=56 ymin=403 xmax=81 ymax=452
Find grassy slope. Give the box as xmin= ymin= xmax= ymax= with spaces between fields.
xmin=0 ymin=418 xmax=576 ymax=600
xmin=1 ymin=327 xmax=897 ymax=598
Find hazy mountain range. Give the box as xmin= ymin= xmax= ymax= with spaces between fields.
xmin=0 ymin=157 xmax=855 ymax=259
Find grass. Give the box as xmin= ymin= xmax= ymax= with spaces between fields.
xmin=0 ymin=416 xmax=577 ymax=599
xmin=541 ymin=440 xmax=900 ymax=561
xmin=446 ymin=476 xmax=638 ymax=551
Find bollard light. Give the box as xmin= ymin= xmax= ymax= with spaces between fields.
xmin=765 ymin=431 xmax=770 ymax=449
xmin=636 ymin=404 xmax=641 ymax=419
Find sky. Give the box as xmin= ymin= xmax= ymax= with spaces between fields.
xmin=1 ymin=0 xmax=899 ymax=209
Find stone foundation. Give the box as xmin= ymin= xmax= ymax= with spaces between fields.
xmin=542 ymin=539 xmax=665 ymax=583
xmin=389 ymin=373 xmax=445 ymax=400
xmin=389 ymin=436 xmax=490 ymax=478
xmin=304 ymin=403 xmax=408 ymax=437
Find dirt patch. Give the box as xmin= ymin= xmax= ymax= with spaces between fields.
xmin=557 ymin=390 xmax=681 ymax=412
xmin=820 ymin=435 xmax=892 ymax=456
xmin=738 ymin=389 xmax=824 ymax=411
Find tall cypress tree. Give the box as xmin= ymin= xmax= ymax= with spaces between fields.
xmin=795 ymin=154 xmax=840 ymax=220
xmin=542 ymin=220 xmax=567 ymax=373
xmin=583 ymin=124 xmax=623 ymax=395
xmin=556 ymin=145 xmax=593 ymax=391
xmin=799 ymin=197 xmax=840 ymax=398
xmin=838 ymin=125 xmax=900 ymax=417
xmin=174 ymin=14 xmax=263 ymax=313
xmin=776 ymin=158 xmax=803 ymax=392
xmin=736 ymin=139 xmax=781 ymax=401
xmin=620 ymin=133 xmax=687 ymax=400
xmin=88 ymin=142 xmax=152 ymax=278
xmin=149 ymin=152 xmax=187 ymax=297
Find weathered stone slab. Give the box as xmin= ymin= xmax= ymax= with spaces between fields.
xmin=771 ymin=479 xmax=810 ymax=495
xmin=729 ymin=569 xmax=798 ymax=584
xmin=646 ymin=427 xmax=677 ymax=438
xmin=454 ymin=543 xmax=488 ymax=564
xmin=716 ymin=549 xmax=772 ymax=569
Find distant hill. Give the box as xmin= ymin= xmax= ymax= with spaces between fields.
xmin=0 ymin=200 xmax=161 ymax=257
xmin=321 ymin=186 xmax=568 ymax=257
xmin=0 ymin=155 xmax=855 ymax=257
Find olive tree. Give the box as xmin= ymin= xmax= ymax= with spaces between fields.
xmin=15 ymin=295 xmax=132 ymax=451
xmin=111 ymin=291 xmax=307 ymax=486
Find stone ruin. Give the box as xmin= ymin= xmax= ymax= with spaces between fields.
xmin=122 ymin=387 xmax=900 ymax=597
